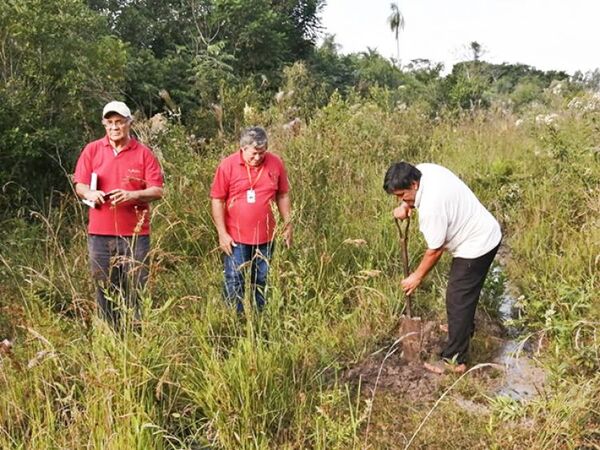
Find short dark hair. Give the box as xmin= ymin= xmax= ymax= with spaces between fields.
xmin=383 ymin=162 xmax=422 ymax=193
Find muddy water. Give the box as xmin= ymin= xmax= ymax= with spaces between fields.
xmin=492 ymin=268 xmax=547 ymax=400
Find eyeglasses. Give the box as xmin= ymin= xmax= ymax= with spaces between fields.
xmin=103 ymin=119 xmax=129 ymax=128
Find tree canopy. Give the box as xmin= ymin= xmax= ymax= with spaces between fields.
xmin=0 ymin=0 xmax=584 ymax=212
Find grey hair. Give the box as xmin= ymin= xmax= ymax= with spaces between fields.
xmin=240 ymin=126 xmax=268 ymax=148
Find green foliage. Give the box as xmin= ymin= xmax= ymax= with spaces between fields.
xmin=1 ymin=94 xmax=599 ymax=448
xmin=1 ymin=0 xmax=585 ymax=210
xmin=87 ymin=0 xmax=325 ymax=122
xmin=0 ymin=0 xmax=125 ymax=209
xmin=351 ymin=49 xmax=404 ymax=94
xmin=443 ymin=61 xmax=491 ymax=110
xmin=510 ymin=77 xmax=546 ymax=109
xmin=572 ymin=68 xmax=600 ymax=90
xmin=277 ymin=62 xmax=329 ymax=121
xmin=213 ymin=0 xmax=324 ymax=73
xmin=1 ymin=7 xmax=599 ymax=446
xmin=307 ymin=35 xmax=357 ymax=96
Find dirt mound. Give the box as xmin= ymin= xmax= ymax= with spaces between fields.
xmin=342 ymin=310 xmax=547 ymax=404
xmin=342 ymin=319 xmax=445 ymax=401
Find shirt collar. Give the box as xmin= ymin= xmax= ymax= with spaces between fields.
xmin=237 ymin=149 xmax=246 ymax=165
xmin=415 ymin=179 xmax=423 ymax=208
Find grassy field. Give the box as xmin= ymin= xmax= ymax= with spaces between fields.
xmin=1 ymin=92 xmax=598 ymax=449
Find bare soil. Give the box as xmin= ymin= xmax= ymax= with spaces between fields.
xmin=341 ymin=308 xmax=536 ymax=403
xmin=342 ymin=319 xmax=447 ymax=401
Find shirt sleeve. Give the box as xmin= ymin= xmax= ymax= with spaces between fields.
xmin=419 ymin=213 xmax=448 ymax=250
xmin=144 ymin=149 xmax=164 ymax=188
xmin=277 ymin=159 xmax=290 ymax=194
xmin=73 ymin=144 xmax=93 ymax=185
xmin=210 ymin=162 xmax=229 ymax=199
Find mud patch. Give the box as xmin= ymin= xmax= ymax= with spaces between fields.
xmin=343 ymin=286 xmax=547 ymax=405
xmin=343 ymin=353 xmax=441 ymax=401
xmin=342 ymin=320 xmax=445 ymax=401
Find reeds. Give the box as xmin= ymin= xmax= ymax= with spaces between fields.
xmin=0 ymin=95 xmax=598 ymax=449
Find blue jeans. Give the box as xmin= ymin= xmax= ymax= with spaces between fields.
xmin=223 ymin=242 xmax=274 ymax=313
xmin=88 ymin=235 xmax=150 ymax=330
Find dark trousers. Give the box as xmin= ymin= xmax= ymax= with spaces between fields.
xmin=441 ymin=243 xmax=500 ymax=364
xmin=88 ymin=235 xmax=150 ymax=330
xmin=223 ymin=242 xmax=274 ymax=313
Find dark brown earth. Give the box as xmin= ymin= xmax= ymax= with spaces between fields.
xmin=342 ymin=318 xmax=447 ymax=401
xmin=342 ymin=311 xmax=544 ymax=401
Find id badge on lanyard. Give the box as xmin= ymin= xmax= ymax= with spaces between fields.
xmin=246 ymin=164 xmax=264 ymax=204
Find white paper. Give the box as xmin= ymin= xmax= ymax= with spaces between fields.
xmin=82 ymin=172 xmax=98 ymax=208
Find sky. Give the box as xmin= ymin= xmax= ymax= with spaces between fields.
xmin=320 ymin=0 xmax=600 ymax=75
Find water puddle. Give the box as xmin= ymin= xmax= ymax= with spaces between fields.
xmin=492 ymin=267 xmax=547 ymax=400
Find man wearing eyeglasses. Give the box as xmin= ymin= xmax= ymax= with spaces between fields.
xmin=73 ymin=101 xmax=164 ymax=331
xmin=210 ymin=126 xmax=292 ymax=313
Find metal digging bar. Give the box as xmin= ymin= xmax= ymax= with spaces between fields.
xmin=395 ymin=216 xmax=412 ymax=317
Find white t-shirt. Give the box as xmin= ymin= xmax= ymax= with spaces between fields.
xmin=415 ymin=163 xmax=502 ymax=258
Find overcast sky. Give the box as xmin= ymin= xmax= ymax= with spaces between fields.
xmin=320 ymin=0 xmax=600 ymax=75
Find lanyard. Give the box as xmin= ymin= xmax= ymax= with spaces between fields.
xmin=245 ymin=164 xmax=264 ymax=190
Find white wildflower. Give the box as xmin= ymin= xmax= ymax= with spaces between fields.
xmin=551 ymin=82 xmax=563 ymax=95
xmin=282 ymin=117 xmax=302 ymax=135
xmin=535 ymin=113 xmax=559 ymax=126
xmin=27 ymin=350 xmax=56 ymax=369
xmin=243 ymin=103 xmax=255 ymax=121
xmin=0 ymin=339 xmax=12 ymax=354
xmin=568 ymin=97 xmax=583 ymax=110
xmin=274 ymin=91 xmax=285 ymax=103
xmin=342 ymin=238 xmax=368 ymax=247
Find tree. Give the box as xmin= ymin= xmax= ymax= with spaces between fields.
xmin=352 ymin=48 xmax=403 ymax=93
xmin=308 ymin=35 xmax=356 ymax=95
xmin=87 ymin=0 xmax=326 ymax=121
xmin=0 ymin=0 xmax=126 ymax=210
xmin=470 ymin=41 xmax=483 ymax=61
xmin=387 ymin=2 xmax=405 ymax=68
xmin=442 ymin=62 xmax=491 ymax=110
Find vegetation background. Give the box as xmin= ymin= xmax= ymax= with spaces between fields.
xmin=1 ymin=0 xmax=598 ymax=448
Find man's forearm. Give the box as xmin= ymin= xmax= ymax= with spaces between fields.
xmin=276 ymin=192 xmax=293 ymax=247
xmin=276 ymin=192 xmax=292 ymax=224
xmin=211 ymin=198 xmax=229 ymax=235
xmin=75 ymin=183 xmax=91 ymax=199
xmin=76 ymin=183 xmax=162 ymax=203
xmin=413 ymin=247 xmax=445 ymax=280
xmin=133 ymin=186 xmax=163 ymax=203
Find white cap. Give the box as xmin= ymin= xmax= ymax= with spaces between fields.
xmin=102 ymin=101 xmax=132 ymax=119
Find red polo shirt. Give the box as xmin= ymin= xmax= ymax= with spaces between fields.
xmin=210 ymin=150 xmax=289 ymax=245
xmin=74 ymin=136 xmax=164 ymax=236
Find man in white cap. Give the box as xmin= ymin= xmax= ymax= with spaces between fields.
xmin=73 ymin=101 xmax=164 ymax=331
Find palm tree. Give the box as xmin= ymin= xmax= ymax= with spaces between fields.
xmin=388 ymin=3 xmax=405 ymax=68
xmin=470 ymin=41 xmax=482 ymax=61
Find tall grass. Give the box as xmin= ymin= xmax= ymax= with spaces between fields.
xmin=0 ymin=93 xmax=598 ymax=448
